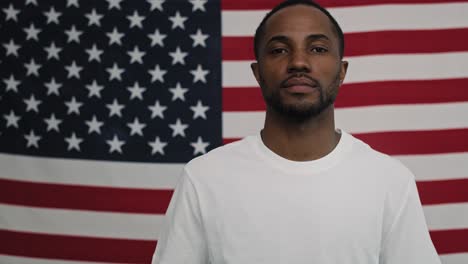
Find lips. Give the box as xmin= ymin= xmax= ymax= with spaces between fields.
xmin=282 ymin=76 xmax=318 ymax=93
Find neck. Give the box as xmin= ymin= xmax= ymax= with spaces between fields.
xmin=261 ymin=105 xmax=340 ymax=161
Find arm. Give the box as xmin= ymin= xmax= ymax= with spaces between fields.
xmin=152 ymin=168 xmax=209 ymax=264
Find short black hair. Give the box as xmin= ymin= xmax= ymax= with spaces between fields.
xmin=253 ymin=0 xmax=345 ymax=59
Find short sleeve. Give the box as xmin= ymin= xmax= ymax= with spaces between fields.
xmin=152 ymin=168 xmax=209 ymax=264
xmin=380 ymin=178 xmax=441 ymax=264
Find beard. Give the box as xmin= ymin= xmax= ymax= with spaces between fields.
xmin=260 ymin=71 xmax=341 ymax=122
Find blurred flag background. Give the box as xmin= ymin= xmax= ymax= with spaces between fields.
xmin=1 ymin=0 xmax=467 ymax=263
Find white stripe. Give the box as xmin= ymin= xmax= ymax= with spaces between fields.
xmin=222 ymin=3 xmax=468 ymax=36
xmin=222 ymin=52 xmax=468 ymax=87
xmin=440 ymin=253 xmax=468 ymax=264
xmin=0 ymin=255 xmax=105 ymax=264
xmin=222 ymin=102 xmax=468 ymax=138
xmin=424 ymin=203 xmax=468 ymax=230
xmin=0 ymin=204 xmax=164 ymax=240
xmin=396 ymin=153 xmax=468 ymax=181
xmin=0 ymin=153 xmax=184 ymax=189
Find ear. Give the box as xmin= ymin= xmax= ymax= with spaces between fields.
xmin=251 ymin=62 xmax=261 ymax=85
xmin=339 ymin=60 xmax=349 ymax=85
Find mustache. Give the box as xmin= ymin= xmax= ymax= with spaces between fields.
xmin=280 ymin=73 xmax=320 ymax=88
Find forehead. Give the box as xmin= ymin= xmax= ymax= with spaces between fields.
xmin=262 ymin=5 xmax=336 ymax=42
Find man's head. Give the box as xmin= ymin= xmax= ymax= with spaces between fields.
xmin=251 ymin=0 xmax=348 ymax=121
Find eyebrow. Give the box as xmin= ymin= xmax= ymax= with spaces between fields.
xmin=266 ymin=34 xmax=330 ymax=45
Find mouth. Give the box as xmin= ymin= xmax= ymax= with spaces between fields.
xmin=282 ymin=76 xmax=319 ymax=93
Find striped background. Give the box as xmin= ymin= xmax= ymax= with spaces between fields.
xmin=1 ymin=0 xmax=467 ymax=263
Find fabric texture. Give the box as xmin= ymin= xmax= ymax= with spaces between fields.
xmin=152 ymin=130 xmax=441 ymax=264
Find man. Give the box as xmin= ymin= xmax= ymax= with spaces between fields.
xmin=152 ymin=0 xmax=441 ymax=263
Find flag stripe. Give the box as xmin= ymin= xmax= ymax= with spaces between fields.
xmin=424 ymin=203 xmax=468 ymax=230
xmin=418 ymin=179 xmax=468 ymax=205
xmin=0 ymin=179 xmax=172 ymax=214
xmin=440 ymin=253 xmax=468 ymax=264
xmin=418 ymin=179 xmax=468 ymax=206
xmin=222 ymin=3 xmax=468 ymax=36
xmin=431 ymin=229 xmax=468 ymax=254
xmin=223 ymin=52 xmax=468 ymax=87
xmin=0 ymin=229 xmax=156 ymax=263
xmin=222 ymin=0 xmax=468 ymax=9
xmin=0 ymin=254 xmax=107 ymax=264
xmin=224 ymin=129 xmax=468 ymax=155
xmin=223 ymin=78 xmax=468 ymax=111
xmin=395 ymin=153 xmax=468 ymax=181
xmin=223 ymin=102 xmax=468 ymax=137
xmin=0 ymin=228 xmax=465 ymax=261
xmin=0 ymin=204 xmax=164 ymax=240
xmin=223 ymin=28 xmax=468 ymax=60
xmin=0 ymin=153 xmax=183 ymax=189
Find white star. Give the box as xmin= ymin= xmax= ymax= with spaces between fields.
xmin=67 ymin=0 xmax=79 ymax=7
xmin=3 ymin=110 xmax=20 ymax=128
xmin=23 ymin=23 xmax=41 ymax=41
xmin=106 ymin=0 xmax=123 ymax=10
xmin=148 ymin=64 xmax=167 ymax=83
xmin=148 ymin=100 xmax=167 ymax=119
xmin=3 ymin=39 xmax=20 ymax=57
xmin=24 ymin=94 xmax=42 ymax=112
xmin=148 ymin=29 xmax=166 ymax=47
xmin=127 ymin=117 xmax=146 ymax=136
xmin=65 ymin=133 xmax=83 ymax=151
xmin=24 ymin=59 xmax=41 ymax=77
xmin=106 ymin=99 xmax=125 ymax=117
xmin=106 ymin=135 xmax=125 ymax=154
xmin=86 ymin=80 xmax=104 ymax=98
xmin=169 ymin=11 xmax=187 ymax=30
xmin=147 ymin=0 xmax=165 ymax=11
xmin=106 ymin=27 xmax=124 ymax=45
xmin=44 ymin=78 xmax=62 ymax=95
xmin=148 ymin=136 xmax=167 ymax=155
xmin=169 ymin=82 xmax=188 ymax=101
xmin=127 ymin=82 xmax=146 ymax=100
xmin=85 ymin=8 xmax=103 ymax=26
xmin=3 ymin=74 xmax=20 ymax=92
xmin=127 ymin=11 xmax=145 ymax=28
xmin=65 ymin=25 xmax=83 ymax=43
xmin=190 ymin=100 xmax=209 ymax=119
xmin=169 ymin=46 xmax=188 ymax=65
xmin=85 ymin=44 xmax=103 ymax=62
xmin=3 ymin=4 xmax=20 ymax=22
xmin=106 ymin=63 xmax=124 ymax=81
xmin=43 ymin=113 xmax=62 ymax=132
xmin=191 ymin=136 xmax=209 ymax=155
xmin=85 ymin=115 xmax=104 ymax=134
xmin=25 ymin=0 xmax=38 ymax=6
xmin=64 ymin=97 xmax=83 ymax=115
xmin=189 ymin=0 xmax=207 ymax=12
xmin=65 ymin=61 xmax=82 ymax=79
xmin=127 ymin=46 xmax=145 ymax=64
xmin=44 ymin=42 xmax=62 ymax=60
xmin=24 ymin=130 xmax=41 ymax=148
xmin=43 ymin=7 xmax=61 ymax=24
xmin=169 ymin=118 xmax=188 ymax=137
xmin=190 ymin=64 xmax=209 ymax=83
xmin=190 ymin=28 xmax=208 ymax=47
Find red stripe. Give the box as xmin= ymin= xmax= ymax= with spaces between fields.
xmin=431 ymin=229 xmax=468 ymax=254
xmin=417 ymin=179 xmax=468 ymax=205
xmin=222 ymin=0 xmax=468 ymax=10
xmin=0 ymin=229 xmax=156 ymax=263
xmin=222 ymin=78 xmax=468 ymax=111
xmin=0 ymin=179 xmax=173 ymax=214
xmin=224 ymin=129 xmax=468 ymax=155
xmin=222 ymin=29 xmax=468 ymax=60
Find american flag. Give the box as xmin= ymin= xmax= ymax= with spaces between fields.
xmin=0 ymin=0 xmax=467 ymax=263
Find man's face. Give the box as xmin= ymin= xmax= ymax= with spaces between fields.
xmin=251 ymin=5 xmax=348 ymax=120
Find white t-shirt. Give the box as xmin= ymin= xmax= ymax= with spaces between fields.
xmin=152 ymin=130 xmax=441 ymax=264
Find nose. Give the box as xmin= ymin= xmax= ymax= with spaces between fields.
xmin=287 ymin=50 xmax=310 ymax=73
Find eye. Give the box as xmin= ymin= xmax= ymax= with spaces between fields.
xmin=310 ymin=47 xmax=328 ymax=53
xmin=270 ymin=47 xmax=288 ymax=54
